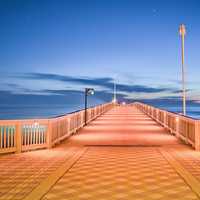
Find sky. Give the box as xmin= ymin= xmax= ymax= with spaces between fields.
xmin=0 ymin=0 xmax=200 ymax=106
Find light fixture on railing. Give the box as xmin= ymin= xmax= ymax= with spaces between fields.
xmin=85 ymin=88 xmax=95 ymax=125
xmin=34 ymin=122 xmax=39 ymax=126
xmin=112 ymin=78 xmax=117 ymax=103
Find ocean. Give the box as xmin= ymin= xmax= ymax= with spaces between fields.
xmin=0 ymin=102 xmax=200 ymax=120
xmin=155 ymin=105 xmax=200 ymax=119
xmin=0 ymin=104 xmax=85 ymax=120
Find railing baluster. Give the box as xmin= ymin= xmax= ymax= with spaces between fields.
xmin=16 ymin=122 xmax=22 ymax=153
xmin=0 ymin=127 xmax=2 ymax=148
xmin=7 ymin=127 xmax=10 ymax=148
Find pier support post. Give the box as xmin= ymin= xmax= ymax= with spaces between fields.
xmin=163 ymin=112 xmax=166 ymax=127
xmin=47 ymin=120 xmax=53 ymax=149
xmin=195 ymin=121 xmax=200 ymax=151
xmin=175 ymin=117 xmax=180 ymax=138
xmin=16 ymin=122 xmax=22 ymax=153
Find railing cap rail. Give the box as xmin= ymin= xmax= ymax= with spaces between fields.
xmin=134 ymin=102 xmax=200 ymax=122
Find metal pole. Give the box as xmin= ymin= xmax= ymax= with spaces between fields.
xmin=113 ymin=80 xmax=116 ymax=102
xmin=182 ymin=33 xmax=186 ymax=115
xmin=85 ymin=89 xmax=87 ymax=125
xmin=179 ymin=24 xmax=186 ymax=115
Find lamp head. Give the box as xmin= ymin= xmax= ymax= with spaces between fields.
xmin=122 ymin=101 xmax=126 ymax=105
xmin=90 ymin=90 xmax=94 ymax=95
xmin=112 ymin=98 xmax=117 ymax=103
xmin=179 ymin=24 xmax=186 ymax=36
xmin=86 ymin=88 xmax=95 ymax=95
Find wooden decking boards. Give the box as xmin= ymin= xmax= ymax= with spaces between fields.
xmin=1 ymin=105 xmax=200 ymax=200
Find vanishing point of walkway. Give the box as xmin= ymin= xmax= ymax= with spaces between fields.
xmin=1 ymin=106 xmax=200 ymax=200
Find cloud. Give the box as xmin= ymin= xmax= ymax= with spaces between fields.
xmin=115 ymin=84 xmax=171 ymax=93
xmin=5 ymin=83 xmax=19 ymax=88
xmin=16 ymin=73 xmax=113 ymax=88
xmin=15 ymin=72 xmax=175 ymax=94
xmin=171 ymin=89 xmax=192 ymax=94
xmin=0 ymin=90 xmax=13 ymax=96
xmin=39 ymin=89 xmax=127 ymax=102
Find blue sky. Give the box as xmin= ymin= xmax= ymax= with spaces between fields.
xmin=0 ymin=0 xmax=200 ymax=105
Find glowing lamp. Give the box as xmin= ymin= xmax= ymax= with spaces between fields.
xmin=179 ymin=24 xmax=186 ymax=36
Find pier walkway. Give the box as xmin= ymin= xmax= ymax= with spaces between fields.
xmin=1 ymin=105 xmax=200 ymax=200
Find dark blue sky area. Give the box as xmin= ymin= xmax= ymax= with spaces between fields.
xmin=0 ymin=0 xmax=200 ymax=105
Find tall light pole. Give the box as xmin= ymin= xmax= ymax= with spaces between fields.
xmin=179 ymin=24 xmax=186 ymax=115
xmin=113 ymin=79 xmax=117 ymax=103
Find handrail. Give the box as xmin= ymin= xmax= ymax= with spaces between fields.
xmin=0 ymin=102 xmax=114 ymax=154
xmin=50 ymin=102 xmax=114 ymax=118
xmin=133 ymin=102 xmax=200 ymax=151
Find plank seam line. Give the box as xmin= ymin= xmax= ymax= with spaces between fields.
xmin=23 ymin=147 xmax=87 ymax=200
xmin=159 ymin=148 xmax=200 ymax=199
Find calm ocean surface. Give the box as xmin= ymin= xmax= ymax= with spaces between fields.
xmin=0 ymin=104 xmax=85 ymax=120
xmin=0 ymin=102 xmax=200 ymax=120
xmin=155 ymin=105 xmax=200 ymax=119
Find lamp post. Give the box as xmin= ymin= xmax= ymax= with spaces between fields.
xmin=113 ymin=79 xmax=117 ymax=103
xmin=85 ymin=88 xmax=94 ymax=125
xmin=179 ymin=24 xmax=186 ymax=115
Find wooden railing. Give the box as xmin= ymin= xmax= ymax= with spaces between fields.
xmin=0 ymin=102 xmax=114 ymax=154
xmin=134 ymin=102 xmax=200 ymax=151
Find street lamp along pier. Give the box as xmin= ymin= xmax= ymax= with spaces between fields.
xmin=84 ymin=88 xmax=95 ymax=125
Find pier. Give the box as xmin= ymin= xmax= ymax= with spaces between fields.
xmin=1 ymin=103 xmax=200 ymax=200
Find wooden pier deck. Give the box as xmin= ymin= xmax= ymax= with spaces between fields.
xmin=1 ymin=105 xmax=200 ymax=200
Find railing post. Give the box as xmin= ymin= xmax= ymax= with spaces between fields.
xmin=68 ymin=118 xmax=71 ymax=134
xmin=175 ymin=117 xmax=180 ymax=138
xmin=94 ymin=107 xmax=97 ymax=118
xmin=195 ymin=121 xmax=200 ymax=151
xmin=156 ymin=109 xmax=158 ymax=122
xmin=16 ymin=122 xmax=22 ymax=153
xmin=163 ymin=112 xmax=166 ymax=127
xmin=47 ymin=120 xmax=53 ymax=149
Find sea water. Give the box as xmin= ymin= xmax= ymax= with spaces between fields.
xmin=0 ymin=102 xmax=199 ymax=120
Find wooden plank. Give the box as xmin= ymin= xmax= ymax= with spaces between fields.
xmin=159 ymin=148 xmax=200 ymax=199
xmin=23 ymin=147 xmax=87 ymax=200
